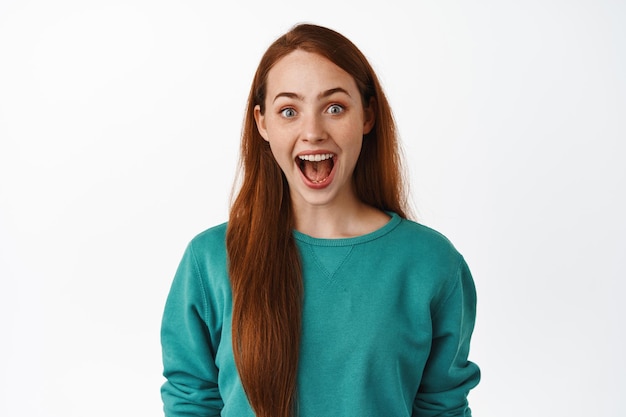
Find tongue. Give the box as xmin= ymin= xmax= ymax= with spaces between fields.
xmin=302 ymin=159 xmax=332 ymax=183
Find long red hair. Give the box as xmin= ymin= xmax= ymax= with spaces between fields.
xmin=226 ymin=23 xmax=410 ymax=417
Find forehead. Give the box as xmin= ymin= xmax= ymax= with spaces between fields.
xmin=265 ymin=50 xmax=360 ymax=97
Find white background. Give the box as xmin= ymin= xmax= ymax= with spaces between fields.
xmin=1 ymin=0 xmax=624 ymax=416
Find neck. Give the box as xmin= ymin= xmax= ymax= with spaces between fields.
xmin=292 ymin=197 xmax=390 ymax=239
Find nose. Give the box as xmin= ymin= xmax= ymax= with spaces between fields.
xmin=301 ymin=112 xmax=327 ymax=143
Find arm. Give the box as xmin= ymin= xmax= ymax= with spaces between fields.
xmin=413 ymin=257 xmax=481 ymax=417
xmin=161 ymin=242 xmax=223 ymax=416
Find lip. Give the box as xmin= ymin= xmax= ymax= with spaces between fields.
xmin=295 ymin=150 xmax=337 ymax=189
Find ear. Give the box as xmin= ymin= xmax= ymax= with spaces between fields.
xmin=254 ymin=105 xmax=270 ymax=142
xmin=363 ymin=97 xmax=376 ymax=135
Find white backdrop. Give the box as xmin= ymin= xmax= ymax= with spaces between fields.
xmin=1 ymin=1 xmax=624 ymax=416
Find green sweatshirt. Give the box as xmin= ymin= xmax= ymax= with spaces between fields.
xmin=161 ymin=212 xmax=480 ymax=416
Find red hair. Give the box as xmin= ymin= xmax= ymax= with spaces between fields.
xmin=226 ymin=23 xmax=410 ymax=417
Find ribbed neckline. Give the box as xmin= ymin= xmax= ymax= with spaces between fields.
xmin=292 ymin=212 xmax=402 ymax=247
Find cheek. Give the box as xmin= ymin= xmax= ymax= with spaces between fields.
xmin=265 ymin=122 xmax=297 ymax=154
xmin=342 ymin=125 xmax=365 ymax=154
xmin=266 ymin=139 xmax=293 ymax=170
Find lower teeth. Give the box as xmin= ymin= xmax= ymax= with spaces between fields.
xmin=311 ymin=177 xmax=328 ymax=184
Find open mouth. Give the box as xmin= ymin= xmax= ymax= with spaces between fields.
xmin=297 ymin=153 xmax=335 ymax=184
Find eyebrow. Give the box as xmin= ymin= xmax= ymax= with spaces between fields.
xmin=272 ymin=87 xmax=352 ymax=103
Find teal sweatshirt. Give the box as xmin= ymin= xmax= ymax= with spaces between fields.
xmin=161 ymin=212 xmax=480 ymax=416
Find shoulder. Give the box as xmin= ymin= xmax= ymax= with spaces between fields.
xmin=188 ymin=222 xmax=228 ymax=254
xmin=385 ymin=216 xmax=468 ymax=286
xmin=390 ymin=216 xmax=462 ymax=261
xmin=181 ymin=222 xmax=229 ymax=280
xmin=392 ymin=217 xmax=473 ymax=302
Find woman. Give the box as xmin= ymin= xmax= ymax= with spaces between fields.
xmin=161 ymin=23 xmax=480 ymax=417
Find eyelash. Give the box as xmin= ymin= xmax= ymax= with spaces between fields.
xmin=278 ymin=104 xmax=345 ymax=118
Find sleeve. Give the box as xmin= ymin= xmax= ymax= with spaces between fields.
xmin=413 ymin=256 xmax=481 ymax=417
xmin=160 ymin=241 xmax=224 ymax=416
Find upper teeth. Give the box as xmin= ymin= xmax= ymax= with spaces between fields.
xmin=298 ymin=153 xmax=334 ymax=162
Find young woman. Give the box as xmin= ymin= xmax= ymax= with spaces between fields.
xmin=161 ymin=23 xmax=480 ymax=417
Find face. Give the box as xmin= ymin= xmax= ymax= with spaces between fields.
xmin=254 ymin=50 xmax=375 ymax=212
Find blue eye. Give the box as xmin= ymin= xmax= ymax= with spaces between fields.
xmin=327 ymin=104 xmax=344 ymax=114
xmin=280 ymin=108 xmax=297 ymax=118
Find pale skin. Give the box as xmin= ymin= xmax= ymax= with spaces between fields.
xmin=254 ymin=50 xmax=390 ymax=238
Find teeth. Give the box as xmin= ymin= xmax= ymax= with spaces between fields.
xmin=298 ymin=153 xmax=335 ymax=162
